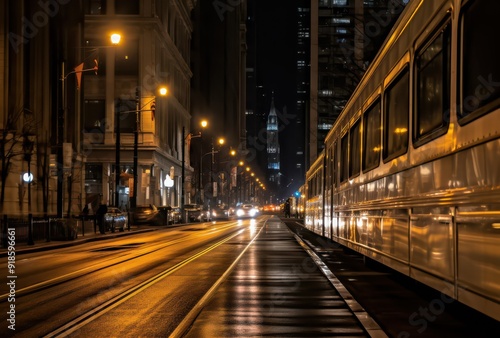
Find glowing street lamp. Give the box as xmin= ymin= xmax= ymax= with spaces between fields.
xmin=159 ymin=87 xmax=168 ymax=96
xmin=115 ymin=84 xmax=168 ymax=208
xmin=110 ymin=33 xmax=121 ymax=45
xmin=181 ymin=120 xmax=208 ymax=222
xmin=130 ymin=87 xmax=168 ymax=209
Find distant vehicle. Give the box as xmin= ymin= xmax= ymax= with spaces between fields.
xmin=130 ymin=205 xmax=162 ymax=225
xmin=236 ymin=204 xmax=259 ymax=218
xmin=184 ymin=204 xmax=212 ymax=222
xmin=156 ymin=206 xmax=182 ymax=225
xmin=184 ymin=204 xmax=203 ymax=222
xmin=168 ymin=207 xmax=182 ymax=224
xmin=103 ymin=207 xmax=128 ymax=232
xmin=211 ymin=205 xmax=231 ymax=220
xmin=200 ymin=207 xmax=212 ymax=222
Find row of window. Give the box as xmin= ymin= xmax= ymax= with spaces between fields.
xmin=84 ymin=0 xmax=139 ymax=15
xmin=307 ymin=162 xmax=324 ymax=199
xmin=83 ymin=39 xmax=138 ymax=77
xmin=84 ymin=1 xmax=192 ymax=63
xmin=319 ymin=0 xmax=348 ymax=7
xmin=84 ymin=99 xmax=138 ymax=133
xmin=324 ymin=0 xmax=499 ymax=185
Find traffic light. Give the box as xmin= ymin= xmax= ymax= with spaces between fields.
xmin=151 ymin=100 xmax=156 ymax=120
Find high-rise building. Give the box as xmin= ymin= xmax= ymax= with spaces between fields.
xmin=308 ymin=0 xmax=408 ymax=167
xmin=266 ymin=96 xmax=280 ymax=191
xmin=295 ymin=0 xmax=311 ymax=192
xmin=190 ymin=0 xmax=247 ymax=207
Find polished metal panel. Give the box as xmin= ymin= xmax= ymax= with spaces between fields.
xmin=381 ymin=210 xmax=409 ymax=262
xmin=410 ymin=209 xmax=454 ymax=281
xmin=456 ymin=207 xmax=500 ymax=305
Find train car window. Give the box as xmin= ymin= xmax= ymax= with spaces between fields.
xmin=326 ymin=148 xmax=332 ymax=190
xmin=340 ymin=134 xmax=349 ymax=183
xmin=363 ymin=98 xmax=381 ymax=172
xmin=333 ymin=141 xmax=337 ymax=187
xmin=311 ymin=174 xmax=315 ymax=197
xmin=384 ymin=67 xmax=409 ymax=161
xmin=349 ymin=120 xmax=361 ymax=178
xmin=317 ymin=170 xmax=323 ymax=196
xmin=458 ymin=0 xmax=500 ymax=124
xmin=414 ymin=21 xmax=451 ymax=146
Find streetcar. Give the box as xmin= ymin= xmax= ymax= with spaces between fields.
xmin=303 ymin=0 xmax=500 ymax=321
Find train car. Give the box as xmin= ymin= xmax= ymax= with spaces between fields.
xmin=304 ymin=152 xmax=324 ymax=236
xmin=297 ymin=183 xmax=307 ymax=219
xmin=307 ymin=0 xmax=500 ymax=321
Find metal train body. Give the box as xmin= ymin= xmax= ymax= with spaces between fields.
xmin=304 ymin=0 xmax=500 ymax=321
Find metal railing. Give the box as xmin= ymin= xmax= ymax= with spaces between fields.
xmin=1 ymin=215 xmax=80 ymax=247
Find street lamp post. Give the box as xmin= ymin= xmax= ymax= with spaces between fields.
xmin=115 ymin=99 xmax=121 ymax=207
xmin=181 ymin=127 xmax=198 ymax=223
xmin=130 ymin=87 xmax=140 ymax=209
xmin=181 ymin=126 xmax=186 ymax=223
xmin=209 ymin=138 xmax=225 ymax=207
xmin=22 ymin=135 xmax=35 ymax=245
xmin=200 ymin=148 xmax=218 ymax=205
xmin=181 ymin=121 xmax=207 ymax=223
xmin=57 ymin=33 xmax=121 ymax=216
xmin=115 ymin=86 xmax=167 ymax=210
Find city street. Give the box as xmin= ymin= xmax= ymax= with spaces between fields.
xmin=0 ymin=217 xmax=267 ymax=337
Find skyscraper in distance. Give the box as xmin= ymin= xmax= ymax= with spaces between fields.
xmin=266 ymin=95 xmax=281 ymax=195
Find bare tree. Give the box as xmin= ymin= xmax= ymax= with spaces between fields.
xmin=0 ymin=108 xmax=36 ymax=214
xmin=37 ymin=131 xmax=51 ymax=216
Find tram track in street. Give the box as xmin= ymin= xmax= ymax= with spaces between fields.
xmin=42 ymin=227 xmax=248 ymax=337
xmin=0 ymin=222 xmax=244 ymax=302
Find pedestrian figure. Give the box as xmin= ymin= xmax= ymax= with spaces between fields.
xmin=284 ymin=199 xmax=291 ymax=218
xmin=96 ymin=204 xmax=108 ymax=234
xmin=82 ymin=204 xmax=89 ymax=219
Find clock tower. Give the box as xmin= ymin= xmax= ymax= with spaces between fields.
xmin=266 ymin=95 xmax=281 ymax=189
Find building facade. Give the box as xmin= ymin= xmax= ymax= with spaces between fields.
xmin=308 ymin=0 xmax=407 ymax=167
xmin=0 ymin=0 xmax=196 ymax=216
xmin=82 ymin=0 xmax=196 ymax=212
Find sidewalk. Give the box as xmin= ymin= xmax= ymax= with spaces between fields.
xmin=0 ymin=220 xmax=155 ymax=257
xmin=173 ymin=215 xmax=384 ymax=337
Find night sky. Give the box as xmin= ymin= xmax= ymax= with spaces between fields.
xmin=251 ymin=0 xmax=301 ymax=198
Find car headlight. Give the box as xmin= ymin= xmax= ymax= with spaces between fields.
xmin=236 ymin=209 xmax=244 ymax=217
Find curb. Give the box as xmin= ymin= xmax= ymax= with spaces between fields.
xmin=0 ymin=228 xmax=156 ymax=258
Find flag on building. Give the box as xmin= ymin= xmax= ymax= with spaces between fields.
xmin=74 ymin=49 xmax=99 ymax=89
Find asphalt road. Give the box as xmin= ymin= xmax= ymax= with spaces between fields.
xmin=1 ymin=218 xmax=266 ymax=337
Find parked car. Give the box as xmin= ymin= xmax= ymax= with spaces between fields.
xmin=131 ymin=204 xmax=162 ymax=225
xmin=157 ymin=206 xmax=182 ymax=225
xmin=103 ymin=207 xmax=128 ymax=232
xmin=184 ymin=204 xmax=201 ymax=222
xmin=235 ymin=204 xmax=259 ymax=218
xmin=184 ymin=204 xmax=212 ymax=222
xmin=169 ymin=207 xmax=182 ymax=224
